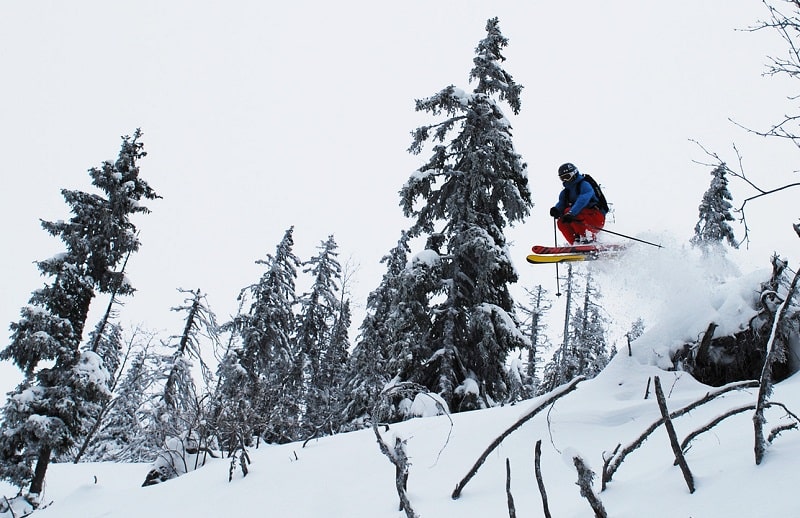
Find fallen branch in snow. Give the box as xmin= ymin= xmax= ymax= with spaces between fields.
xmin=754 ymin=261 xmax=800 ymax=465
xmin=573 ymin=454 xmax=607 ymax=518
xmin=680 ymin=404 xmax=755 ymax=455
xmin=602 ymin=379 xmax=758 ymax=491
xmin=763 ymin=402 xmax=800 ymax=447
xmin=505 ymin=458 xmax=516 ymax=518
xmin=654 ymin=376 xmax=694 ymax=493
xmin=534 ymin=440 xmax=552 ymax=518
xmin=372 ymin=426 xmax=418 ymax=518
xmin=768 ymin=422 xmax=798 ymax=442
xmin=678 ymin=400 xmax=800 ymax=463
xmin=451 ymin=376 xmax=584 ymax=500
xmin=368 ymin=382 xmax=444 ymax=518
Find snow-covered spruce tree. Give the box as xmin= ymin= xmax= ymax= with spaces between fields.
xmin=321 ymin=298 xmax=351 ymax=424
xmin=69 ymin=320 xmax=125 ymax=462
xmin=691 ymin=163 xmax=738 ymax=249
xmin=571 ymin=272 xmax=612 ymax=377
xmin=509 ymin=285 xmax=552 ymax=400
xmin=216 ymin=227 xmax=301 ymax=445
xmin=295 ymin=235 xmax=349 ymax=437
xmin=342 ymin=233 xmax=414 ymax=428
xmin=540 ymin=270 xmax=609 ymax=394
xmin=80 ymin=330 xmax=162 ymax=463
xmin=0 ymin=130 xmax=157 ymax=498
xmin=399 ymin=18 xmax=531 ymax=412
xmin=540 ymin=264 xmax=577 ymax=394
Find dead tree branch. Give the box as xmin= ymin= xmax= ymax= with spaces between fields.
xmin=373 ymin=427 xmax=418 ymax=518
xmin=369 ymin=382 xmax=442 ymax=518
xmin=505 ymin=458 xmax=517 ymax=518
xmin=451 ymin=376 xmax=584 ymax=500
xmin=573 ymin=454 xmax=607 ymax=518
xmin=654 ymin=376 xmax=695 ymax=493
xmin=768 ymin=422 xmax=798 ymax=442
xmin=534 ymin=439 xmax=552 ymax=518
xmin=754 ymin=264 xmax=800 ymax=464
xmin=689 ymin=139 xmax=800 ymax=247
xmin=680 ymin=404 xmax=756 ymax=454
xmin=602 ymin=379 xmax=758 ymax=490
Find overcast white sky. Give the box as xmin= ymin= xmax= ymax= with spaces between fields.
xmin=2 ymin=1 xmax=800 ymax=391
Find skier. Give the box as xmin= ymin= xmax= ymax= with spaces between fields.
xmin=549 ymin=163 xmax=607 ymax=244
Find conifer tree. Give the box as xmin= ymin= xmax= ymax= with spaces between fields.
xmin=342 ymin=233 xmax=418 ymax=427
xmin=511 ymin=285 xmax=552 ymax=399
xmin=216 ymin=227 xmax=301 ymax=444
xmin=295 ymin=235 xmax=348 ymax=436
xmin=80 ymin=331 xmax=162 ymax=463
xmin=0 ymin=130 xmax=157 ymax=498
xmin=398 ymin=17 xmax=530 ymax=411
xmin=540 ymin=271 xmax=609 ymax=394
xmin=571 ymin=272 xmax=611 ymax=377
xmin=691 ymin=163 xmax=738 ymax=249
xmin=70 ymin=320 xmax=125 ymax=463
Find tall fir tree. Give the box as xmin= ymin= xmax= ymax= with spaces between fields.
xmin=398 ymin=18 xmax=531 ymax=411
xmin=295 ymin=235 xmax=348 ymax=437
xmin=510 ymin=285 xmax=552 ymax=400
xmin=0 ymin=130 xmax=157 ymax=498
xmin=342 ymin=232 xmax=419 ymax=427
xmin=691 ymin=163 xmax=738 ymax=249
xmin=570 ymin=272 xmax=611 ymax=377
xmin=216 ymin=227 xmax=302 ymax=444
xmin=540 ymin=270 xmax=610 ymax=394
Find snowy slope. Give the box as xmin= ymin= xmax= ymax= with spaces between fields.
xmin=4 ymin=245 xmax=800 ymax=517
xmin=6 ymin=355 xmax=797 ymax=518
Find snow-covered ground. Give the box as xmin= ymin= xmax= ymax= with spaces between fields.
xmin=3 ymin=243 xmax=800 ymax=517
xmin=5 ymin=355 xmax=798 ymax=517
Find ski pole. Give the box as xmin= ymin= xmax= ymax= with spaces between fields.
xmin=553 ymin=219 xmax=562 ymax=297
xmin=587 ymin=224 xmax=663 ymax=249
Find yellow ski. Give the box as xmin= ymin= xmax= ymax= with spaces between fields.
xmin=526 ymin=253 xmax=591 ymax=264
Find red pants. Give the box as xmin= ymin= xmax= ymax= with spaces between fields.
xmin=557 ymin=207 xmax=606 ymax=244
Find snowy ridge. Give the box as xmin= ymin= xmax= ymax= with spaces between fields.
xmin=7 ymin=353 xmax=797 ymax=517
xmin=6 ymin=240 xmax=800 ymax=517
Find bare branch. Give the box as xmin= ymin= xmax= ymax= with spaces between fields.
xmin=452 ymin=376 xmax=584 ymax=499
xmin=505 ymin=458 xmax=517 ymax=518
xmin=372 ymin=426 xmax=419 ymax=518
xmin=573 ymin=454 xmax=607 ymax=518
xmin=534 ymin=439 xmax=552 ymax=518
xmin=768 ymin=422 xmax=798 ymax=442
xmin=654 ymin=376 xmax=695 ymax=493
xmin=602 ymin=379 xmax=758 ymax=490
xmin=754 ymin=263 xmax=800 ymax=464
xmin=680 ymin=404 xmax=756 ymax=454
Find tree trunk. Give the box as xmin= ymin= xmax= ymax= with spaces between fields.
xmin=29 ymin=446 xmax=52 ymax=497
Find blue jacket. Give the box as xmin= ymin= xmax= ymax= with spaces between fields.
xmin=554 ymin=173 xmax=605 ymax=216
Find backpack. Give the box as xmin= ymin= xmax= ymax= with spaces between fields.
xmin=580 ymin=174 xmax=609 ymax=213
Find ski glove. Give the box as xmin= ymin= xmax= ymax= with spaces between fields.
xmin=560 ymin=213 xmax=577 ymax=223
xmin=549 ymin=207 xmax=561 ymax=218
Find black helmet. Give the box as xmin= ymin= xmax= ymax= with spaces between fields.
xmin=558 ymin=163 xmax=578 ymax=182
